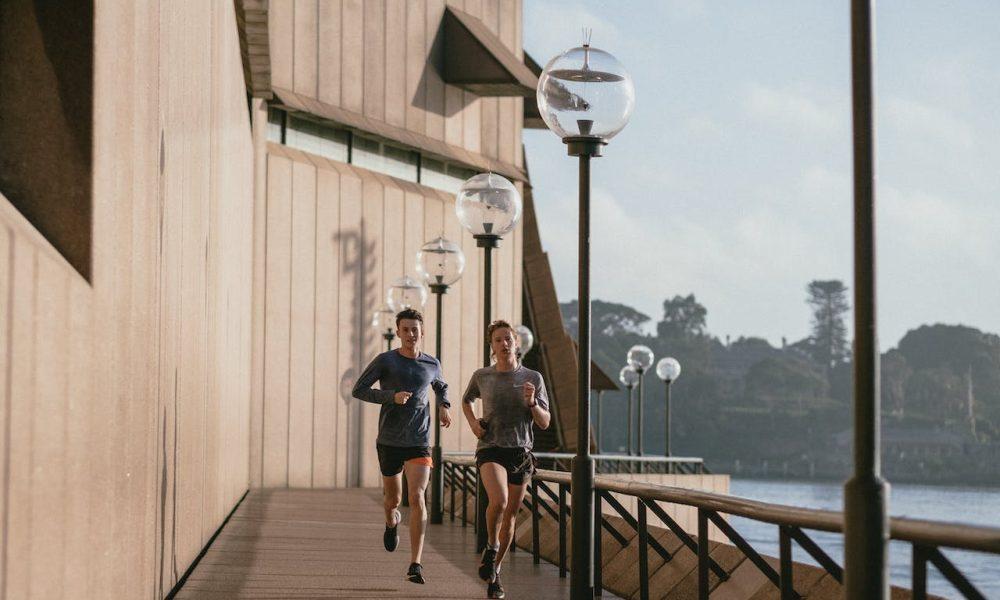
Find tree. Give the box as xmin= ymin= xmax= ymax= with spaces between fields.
xmin=806 ymin=280 xmax=850 ymax=370
xmin=881 ymin=349 xmax=912 ymax=417
xmin=657 ymin=294 xmax=707 ymax=340
xmin=559 ymin=299 xmax=651 ymax=337
xmin=744 ymin=355 xmax=829 ymax=413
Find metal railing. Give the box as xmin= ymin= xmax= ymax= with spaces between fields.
xmin=444 ymin=450 xmax=709 ymax=475
xmin=442 ymin=455 xmax=1000 ymax=600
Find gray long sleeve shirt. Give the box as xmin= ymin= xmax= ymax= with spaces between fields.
xmin=352 ymin=349 xmax=450 ymax=447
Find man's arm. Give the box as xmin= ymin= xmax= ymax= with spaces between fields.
xmin=431 ymin=362 xmax=450 ymax=409
xmin=351 ymin=355 xmax=396 ymax=405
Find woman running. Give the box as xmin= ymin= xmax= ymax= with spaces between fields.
xmin=462 ymin=320 xmax=550 ymax=599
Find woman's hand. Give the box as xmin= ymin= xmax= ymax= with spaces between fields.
xmin=522 ymin=381 xmax=536 ymax=407
xmin=470 ymin=418 xmax=486 ymax=439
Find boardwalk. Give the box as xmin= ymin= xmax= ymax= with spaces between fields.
xmin=174 ymin=488 xmax=584 ymax=599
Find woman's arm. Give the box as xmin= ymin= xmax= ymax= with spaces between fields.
xmin=462 ymin=373 xmax=485 ymax=438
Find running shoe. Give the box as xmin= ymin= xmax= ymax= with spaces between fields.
xmin=383 ymin=509 xmax=400 ymax=552
xmin=478 ymin=547 xmax=498 ymax=581
xmin=407 ymin=562 xmax=425 ymax=584
xmin=487 ymin=573 xmax=505 ymax=599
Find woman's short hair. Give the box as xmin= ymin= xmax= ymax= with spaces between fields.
xmin=486 ymin=319 xmax=514 ymax=342
xmin=395 ymin=308 xmax=424 ymax=327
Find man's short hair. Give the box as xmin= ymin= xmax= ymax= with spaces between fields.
xmin=395 ymin=308 xmax=424 ymax=327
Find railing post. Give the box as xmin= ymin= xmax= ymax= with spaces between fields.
xmin=531 ymin=479 xmax=540 ymax=564
xmin=559 ymin=483 xmax=567 ymax=578
xmin=780 ymin=525 xmax=794 ymax=600
xmin=638 ymin=500 xmax=649 ymax=600
xmin=594 ymin=490 xmax=603 ymax=597
xmin=912 ymin=545 xmax=928 ymax=600
xmin=462 ymin=465 xmax=468 ymax=527
xmin=449 ymin=463 xmax=456 ymax=522
xmin=698 ymin=508 xmax=709 ymax=600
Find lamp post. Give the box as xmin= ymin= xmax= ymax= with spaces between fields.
xmin=457 ymin=171 xmax=521 ymax=552
xmin=627 ymin=345 xmax=654 ymax=457
xmin=388 ymin=275 xmax=428 ymax=314
xmin=537 ymin=38 xmax=633 ymax=598
xmin=417 ymin=236 xmax=465 ymax=525
xmin=844 ymin=1 xmax=888 ymax=597
xmin=655 ymin=357 xmax=681 ymax=459
xmin=372 ymin=304 xmax=396 ymax=352
xmin=618 ymin=365 xmax=639 ymax=456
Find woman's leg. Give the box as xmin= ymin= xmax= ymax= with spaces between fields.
xmin=494 ymin=478 xmax=529 ymax=572
xmin=479 ymin=462 xmax=509 ymax=549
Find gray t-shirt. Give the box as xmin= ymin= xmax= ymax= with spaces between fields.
xmin=462 ymin=365 xmax=549 ymax=450
xmin=352 ymin=350 xmax=449 ymax=447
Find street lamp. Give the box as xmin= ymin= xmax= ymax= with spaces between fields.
xmin=627 ymin=345 xmax=654 ymax=457
xmin=618 ymin=365 xmax=639 ymax=456
xmin=372 ymin=304 xmax=396 ymax=352
xmin=387 ymin=275 xmax=428 ymax=313
xmin=417 ymin=236 xmax=465 ymax=525
xmin=457 ymin=172 xmax=521 ymax=551
xmin=538 ymin=37 xmax=633 ymax=598
xmin=514 ymin=325 xmax=534 ymax=359
xmin=655 ymin=357 xmax=681 ymax=458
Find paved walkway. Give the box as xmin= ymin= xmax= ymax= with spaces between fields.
xmin=175 ymin=488 xmax=580 ymax=599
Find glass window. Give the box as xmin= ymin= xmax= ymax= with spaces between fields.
xmin=267 ymin=107 xmax=284 ymax=143
xmin=351 ymin=134 xmax=383 ymax=173
xmin=420 ymin=157 xmax=450 ymax=191
xmin=284 ymin=115 xmax=349 ymax=162
xmin=381 ymin=144 xmax=418 ymax=182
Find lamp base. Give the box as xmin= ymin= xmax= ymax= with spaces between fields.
xmin=429 ymin=283 xmax=449 ymax=295
xmin=564 ymin=136 xmax=607 ymax=157
xmin=473 ymin=234 xmax=501 ymax=249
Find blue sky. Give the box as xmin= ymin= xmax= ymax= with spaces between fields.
xmin=522 ymin=1 xmax=1000 ymax=349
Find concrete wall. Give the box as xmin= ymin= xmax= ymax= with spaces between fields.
xmin=0 ymin=2 xmax=254 ymax=598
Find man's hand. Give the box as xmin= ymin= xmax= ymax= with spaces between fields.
xmin=522 ymin=381 xmax=536 ymax=407
xmin=393 ymin=391 xmax=412 ymax=405
xmin=469 ymin=418 xmax=485 ymax=439
xmin=440 ymin=407 xmax=452 ymax=428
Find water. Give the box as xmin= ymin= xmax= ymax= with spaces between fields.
xmin=727 ymin=479 xmax=1000 ymax=598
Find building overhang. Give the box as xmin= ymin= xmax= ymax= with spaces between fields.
xmin=441 ymin=6 xmax=538 ymax=97
xmin=235 ymin=0 xmax=272 ymax=99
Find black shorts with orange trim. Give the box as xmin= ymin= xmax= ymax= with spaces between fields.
xmin=376 ymin=444 xmax=432 ymax=477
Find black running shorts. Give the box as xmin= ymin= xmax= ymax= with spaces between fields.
xmin=475 ymin=446 xmax=536 ymax=485
xmin=376 ymin=444 xmax=432 ymax=477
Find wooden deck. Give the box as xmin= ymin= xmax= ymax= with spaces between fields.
xmin=174 ymin=488 xmax=590 ymax=599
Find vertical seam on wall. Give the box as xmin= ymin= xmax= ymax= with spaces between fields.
xmin=310 ymin=167 xmax=318 ymax=487
xmin=1 ymin=230 xmax=15 ymax=600
xmin=314 ymin=0 xmax=320 ymax=100
xmin=286 ymin=168 xmax=294 ymax=487
xmin=260 ymin=150 xmax=270 ymax=487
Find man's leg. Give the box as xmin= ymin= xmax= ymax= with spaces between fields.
xmin=479 ymin=462 xmax=509 ymax=550
xmin=494 ymin=479 xmax=529 ymax=572
xmin=403 ymin=461 xmax=431 ymax=565
xmin=383 ymin=473 xmax=403 ymax=526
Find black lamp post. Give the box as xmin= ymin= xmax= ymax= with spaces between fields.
xmin=417 ymin=237 xmax=465 ymax=525
xmin=537 ymin=39 xmax=634 ymax=599
xmin=627 ymin=345 xmax=654 ymax=458
xmin=844 ymin=1 xmax=888 ymax=597
xmin=655 ymin=357 xmax=681 ymax=458
xmin=372 ymin=304 xmax=396 ymax=352
xmin=457 ymin=171 xmax=522 ymax=552
xmin=618 ymin=365 xmax=638 ymax=456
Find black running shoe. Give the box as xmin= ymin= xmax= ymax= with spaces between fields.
xmin=487 ymin=573 xmax=505 ymax=599
xmin=407 ymin=562 xmax=425 ymax=584
xmin=383 ymin=510 xmax=400 ymax=552
xmin=478 ymin=548 xmax=497 ymax=581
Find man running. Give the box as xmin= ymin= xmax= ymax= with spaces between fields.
xmin=352 ymin=308 xmax=451 ymax=585
xmin=462 ymin=320 xmax=550 ymax=599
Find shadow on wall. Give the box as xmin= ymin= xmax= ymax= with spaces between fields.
xmin=335 ymin=227 xmax=379 ymax=486
xmin=414 ymin=16 xmax=474 ymax=119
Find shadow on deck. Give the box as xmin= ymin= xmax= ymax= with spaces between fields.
xmin=174 ymin=488 xmax=589 ymax=599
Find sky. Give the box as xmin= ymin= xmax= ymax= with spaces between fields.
xmin=522 ymin=1 xmax=1000 ymax=350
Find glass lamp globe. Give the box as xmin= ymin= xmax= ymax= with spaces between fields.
xmin=416 ymin=236 xmax=465 ymax=286
xmin=455 ymin=172 xmax=522 ymax=237
xmin=537 ymin=44 xmax=635 ymax=140
xmin=514 ymin=325 xmax=534 ymax=357
xmin=619 ymin=365 xmax=639 ymax=389
xmin=372 ymin=304 xmax=396 ymax=335
xmin=656 ymin=357 xmax=682 ymax=383
xmin=387 ymin=275 xmax=428 ymax=311
xmin=627 ymin=345 xmax=655 ymax=372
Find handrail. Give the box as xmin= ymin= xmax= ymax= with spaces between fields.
xmin=441 ymin=455 xmax=1000 ymax=554
xmin=446 ymin=450 xmax=705 ymax=464
xmin=443 ymin=453 xmax=999 ymax=599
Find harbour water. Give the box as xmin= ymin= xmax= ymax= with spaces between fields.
xmin=728 ymin=479 xmax=1000 ymax=598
